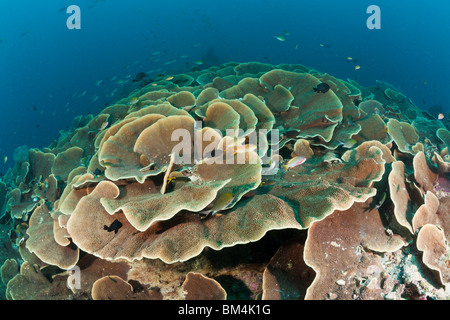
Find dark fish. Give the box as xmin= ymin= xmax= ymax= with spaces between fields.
xmin=364 ymin=163 xmax=392 ymax=212
xmin=353 ymin=99 xmax=361 ymax=106
xmin=108 ymin=276 xmax=117 ymax=283
xmin=104 ymin=219 xmax=122 ymax=234
xmin=132 ymin=72 xmax=147 ymax=82
xmin=33 ymin=105 xmax=37 ymax=111
xmin=20 ymin=30 xmax=30 ymax=37
xmin=313 ymin=82 xmax=330 ymax=93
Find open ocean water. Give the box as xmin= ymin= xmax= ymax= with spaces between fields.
xmin=0 ymin=0 xmax=448 ymax=173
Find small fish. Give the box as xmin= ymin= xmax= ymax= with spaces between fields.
xmin=282 ymin=156 xmax=306 ymax=171
xmin=132 ymin=72 xmax=146 ymax=82
xmin=103 ymin=219 xmax=122 ymax=234
xmin=375 ymin=192 xmax=387 ymax=209
xmin=228 ymin=144 xmax=257 ymax=155
xmin=20 ymin=29 xmax=31 ymax=37
xmin=201 ymin=192 xmax=235 ymax=219
xmin=108 ymin=276 xmax=118 ymax=283
xmin=128 ymin=97 xmax=139 ymax=105
xmin=100 ymin=121 xmax=109 ymax=130
xmin=168 ymin=176 xmax=191 ymax=184
xmin=222 ymin=136 xmax=245 ymax=150
xmin=339 ymin=138 xmax=357 ymax=149
xmin=283 ymin=30 xmax=290 ymax=36
xmin=92 ymin=96 xmax=99 ymax=102
xmin=81 ymin=90 xmax=87 ymax=97
xmin=274 ymin=35 xmax=285 ymax=41
xmin=294 ymin=44 xmax=299 ymax=49
xmin=313 ymin=82 xmax=330 ymax=93
xmin=346 ymin=57 xmax=353 ymax=62
xmin=167 ymin=172 xmax=191 ymax=184
xmin=259 ymin=181 xmax=276 ymax=187
xmin=194 ymin=60 xmax=203 ymax=65
xmin=95 ymin=79 xmax=103 ymax=86
xmin=165 ymin=76 xmax=174 ymax=81
xmin=438 ymin=113 xmax=444 ymax=120
xmin=163 ymin=59 xmax=177 ymax=65
xmin=152 ymin=51 xmax=161 ymax=56
xmin=167 ymin=176 xmax=176 ymax=184
xmin=3 ymin=156 xmax=7 ymax=164
xmin=100 ymin=160 xmax=116 ymax=167
xmin=355 ymin=65 xmax=361 ymax=70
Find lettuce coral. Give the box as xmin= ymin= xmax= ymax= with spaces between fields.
xmin=1 ymin=61 xmax=449 ymax=300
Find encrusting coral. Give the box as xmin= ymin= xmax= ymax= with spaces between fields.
xmin=0 ymin=61 xmax=448 ymax=300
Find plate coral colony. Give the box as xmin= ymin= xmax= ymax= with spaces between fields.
xmin=0 ymin=62 xmax=449 ymax=300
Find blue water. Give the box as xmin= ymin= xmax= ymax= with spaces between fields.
xmin=0 ymin=0 xmax=449 ymax=174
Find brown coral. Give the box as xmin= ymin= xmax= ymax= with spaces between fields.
xmin=387 ymin=119 xmax=420 ymax=155
xmin=3 ymin=61 xmax=450 ymax=301
xmin=92 ymin=275 xmax=162 ymax=300
xmin=304 ymin=202 xmax=406 ymax=300
xmin=416 ymin=224 xmax=449 ymax=287
xmin=26 ymin=204 xmax=79 ymax=269
xmin=268 ymin=143 xmax=385 ymax=228
xmin=67 ymin=181 xmax=300 ymax=263
xmin=182 ymin=272 xmax=227 ymax=300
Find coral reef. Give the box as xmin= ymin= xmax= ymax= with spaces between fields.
xmin=0 ymin=61 xmax=448 ymax=300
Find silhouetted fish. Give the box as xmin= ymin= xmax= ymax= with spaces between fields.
xmin=104 ymin=219 xmax=122 ymax=234
xmin=132 ymin=72 xmax=147 ymax=82
xmin=20 ymin=30 xmax=31 ymax=37
xmin=313 ymin=83 xmax=330 ymax=93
